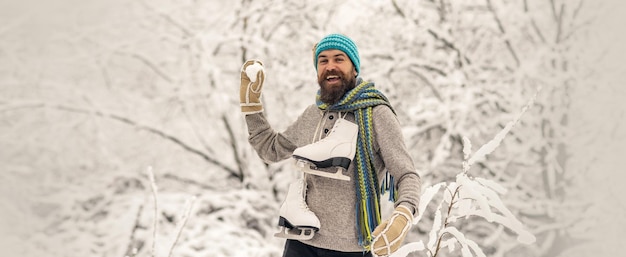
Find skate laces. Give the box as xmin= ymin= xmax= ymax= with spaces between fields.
xmin=299 ymin=199 xmax=311 ymax=210
xmin=313 ymin=111 xmax=348 ymax=143
xmin=298 ymin=180 xmax=312 ymax=211
xmin=327 ymin=112 xmax=348 ymax=135
xmin=310 ymin=110 xmax=327 ymax=144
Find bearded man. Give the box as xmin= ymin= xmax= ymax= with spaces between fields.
xmin=239 ymin=34 xmax=421 ymax=257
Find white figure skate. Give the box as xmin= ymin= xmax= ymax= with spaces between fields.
xmin=274 ymin=179 xmax=320 ymax=240
xmin=293 ymin=118 xmax=358 ymax=181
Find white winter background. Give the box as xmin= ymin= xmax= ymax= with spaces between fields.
xmin=1 ymin=0 xmax=625 ymax=257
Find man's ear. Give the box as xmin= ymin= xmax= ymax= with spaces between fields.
xmin=353 ymin=66 xmax=358 ymax=78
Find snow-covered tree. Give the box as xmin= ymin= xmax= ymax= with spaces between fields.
xmin=1 ymin=0 xmax=624 ymax=256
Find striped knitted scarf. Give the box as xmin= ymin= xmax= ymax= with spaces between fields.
xmin=316 ymin=78 xmax=397 ymax=249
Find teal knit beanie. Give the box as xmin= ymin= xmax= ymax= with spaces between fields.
xmin=314 ymin=34 xmax=360 ymax=75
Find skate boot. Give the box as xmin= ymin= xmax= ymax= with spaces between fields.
xmin=293 ymin=118 xmax=358 ymax=181
xmin=274 ymin=179 xmax=320 ymax=240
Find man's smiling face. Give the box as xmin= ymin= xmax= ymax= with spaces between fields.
xmin=317 ymin=49 xmax=357 ymax=105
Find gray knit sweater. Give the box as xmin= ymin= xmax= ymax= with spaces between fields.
xmin=245 ymin=104 xmax=421 ymax=252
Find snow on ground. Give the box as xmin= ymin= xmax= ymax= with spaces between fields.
xmin=0 ymin=172 xmax=285 ymax=257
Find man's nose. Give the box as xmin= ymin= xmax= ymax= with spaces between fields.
xmin=325 ymin=62 xmax=337 ymax=71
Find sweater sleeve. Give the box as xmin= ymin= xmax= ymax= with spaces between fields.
xmin=244 ymin=105 xmax=321 ymax=163
xmin=244 ymin=113 xmax=298 ymax=163
xmin=372 ymin=105 xmax=421 ymax=215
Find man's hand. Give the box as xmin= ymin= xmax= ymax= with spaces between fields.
xmin=371 ymin=205 xmax=414 ymax=257
xmin=240 ymin=60 xmax=265 ymax=114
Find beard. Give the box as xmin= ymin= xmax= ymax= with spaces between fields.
xmin=318 ymin=70 xmax=356 ymax=105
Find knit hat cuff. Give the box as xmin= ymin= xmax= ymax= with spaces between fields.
xmin=314 ymin=34 xmax=360 ymax=75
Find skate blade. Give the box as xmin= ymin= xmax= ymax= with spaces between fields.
xmin=274 ymin=226 xmax=316 ymax=240
xmin=295 ymin=160 xmax=351 ymax=181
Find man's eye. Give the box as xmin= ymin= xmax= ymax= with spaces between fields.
xmin=319 ymin=59 xmax=328 ymax=64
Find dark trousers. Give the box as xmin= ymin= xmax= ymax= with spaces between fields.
xmin=282 ymin=240 xmax=372 ymax=257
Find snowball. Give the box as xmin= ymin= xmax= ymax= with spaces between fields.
xmin=245 ymin=62 xmax=264 ymax=82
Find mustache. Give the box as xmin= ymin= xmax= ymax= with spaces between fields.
xmin=320 ymin=70 xmax=343 ymax=79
